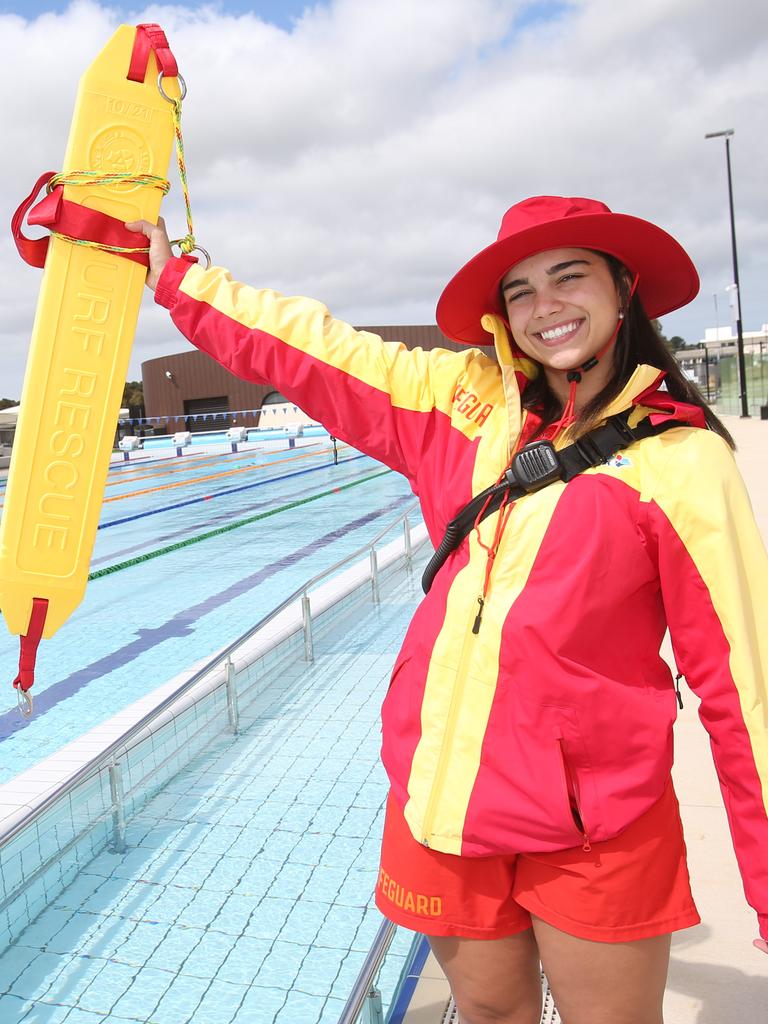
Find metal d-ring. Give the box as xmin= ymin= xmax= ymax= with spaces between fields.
xmin=172 ymin=242 xmax=211 ymax=268
xmin=188 ymin=245 xmax=211 ymax=268
xmin=17 ymin=686 xmax=33 ymax=720
xmin=157 ymin=71 xmax=187 ymax=103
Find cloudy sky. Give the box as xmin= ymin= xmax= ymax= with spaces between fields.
xmin=1 ymin=0 xmax=766 ymax=396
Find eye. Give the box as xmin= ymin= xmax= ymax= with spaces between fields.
xmin=557 ymin=272 xmax=583 ymax=285
xmin=505 ymin=289 xmax=532 ymax=303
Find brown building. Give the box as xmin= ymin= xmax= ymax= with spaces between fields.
xmin=139 ymin=325 xmax=468 ymax=433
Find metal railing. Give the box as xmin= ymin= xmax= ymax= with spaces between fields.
xmin=0 ymin=501 xmax=425 ymax=857
xmin=337 ymin=920 xmax=397 ymax=1024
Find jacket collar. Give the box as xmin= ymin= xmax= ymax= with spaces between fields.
xmin=603 ymin=364 xmax=665 ymax=418
xmin=482 ymin=313 xmax=537 ymax=453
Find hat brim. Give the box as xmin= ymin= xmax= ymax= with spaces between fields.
xmin=436 ymin=212 xmax=699 ymax=345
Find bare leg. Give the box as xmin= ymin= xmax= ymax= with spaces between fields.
xmin=429 ymin=929 xmax=542 ymax=1024
xmin=532 ymin=915 xmax=671 ymax=1024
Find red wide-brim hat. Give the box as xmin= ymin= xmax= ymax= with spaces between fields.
xmin=436 ymin=196 xmax=700 ymax=346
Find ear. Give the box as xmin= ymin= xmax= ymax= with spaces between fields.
xmin=618 ymin=270 xmax=633 ymax=316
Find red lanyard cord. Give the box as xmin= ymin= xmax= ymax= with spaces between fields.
xmin=471 ymin=489 xmax=515 ymax=634
xmin=472 ymin=280 xmax=639 ymax=632
xmin=470 ymin=426 xmax=530 ymax=635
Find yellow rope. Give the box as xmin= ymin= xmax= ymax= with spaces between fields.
xmin=168 ymin=97 xmax=196 ymax=254
xmin=50 ymin=231 xmax=151 ymax=254
xmin=49 ymin=171 xmax=170 ymax=194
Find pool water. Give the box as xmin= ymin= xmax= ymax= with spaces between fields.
xmin=0 ymin=541 xmax=428 ymax=1022
xmin=0 ymin=438 xmax=415 ymax=784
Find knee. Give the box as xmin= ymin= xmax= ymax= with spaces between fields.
xmin=452 ymin=988 xmax=541 ymax=1024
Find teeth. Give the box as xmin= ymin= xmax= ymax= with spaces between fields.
xmin=540 ymin=321 xmax=579 ymax=341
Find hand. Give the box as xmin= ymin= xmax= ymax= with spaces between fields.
xmin=124 ymin=216 xmax=172 ymax=291
xmin=753 ymin=938 xmax=768 ymax=955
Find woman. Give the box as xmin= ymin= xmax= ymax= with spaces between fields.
xmin=129 ymin=196 xmax=767 ymax=1024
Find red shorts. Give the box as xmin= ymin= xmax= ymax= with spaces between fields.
xmin=375 ymin=782 xmax=700 ymax=943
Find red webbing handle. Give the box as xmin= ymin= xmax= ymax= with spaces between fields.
xmin=127 ymin=23 xmax=178 ymax=83
xmin=12 ymin=598 xmax=49 ymax=693
xmin=10 ymin=171 xmax=56 ymax=268
xmin=11 ymin=173 xmax=150 ymax=268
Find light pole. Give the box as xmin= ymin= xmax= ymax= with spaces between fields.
xmin=705 ymin=129 xmax=749 ymax=417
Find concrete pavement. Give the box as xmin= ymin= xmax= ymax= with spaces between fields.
xmin=665 ymin=415 xmax=768 ymax=1023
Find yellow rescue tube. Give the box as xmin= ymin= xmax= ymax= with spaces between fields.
xmin=0 ymin=25 xmax=181 ymax=693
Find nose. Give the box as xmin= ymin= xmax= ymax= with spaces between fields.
xmin=531 ymin=285 xmax=563 ymax=320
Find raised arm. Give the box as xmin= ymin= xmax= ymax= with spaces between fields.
xmin=126 ymin=219 xmax=480 ymax=486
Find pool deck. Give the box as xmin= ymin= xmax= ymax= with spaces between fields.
xmin=663 ymin=414 xmax=768 ymax=1023
xmin=405 ymin=414 xmax=768 ymax=1024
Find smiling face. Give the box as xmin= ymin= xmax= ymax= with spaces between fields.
xmin=500 ymin=247 xmax=623 ymax=382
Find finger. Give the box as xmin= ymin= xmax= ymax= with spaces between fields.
xmin=124 ymin=219 xmax=154 ymax=237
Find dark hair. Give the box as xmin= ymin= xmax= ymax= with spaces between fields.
xmin=518 ymin=252 xmax=735 ymax=449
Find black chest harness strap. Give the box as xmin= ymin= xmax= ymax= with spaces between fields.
xmin=421 ymin=409 xmax=685 ymax=594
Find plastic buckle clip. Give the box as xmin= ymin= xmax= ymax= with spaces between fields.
xmin=574 ymin=434 xmax=605 ymax=466
xmin=507 ymin=440 xmax=563 ymax=492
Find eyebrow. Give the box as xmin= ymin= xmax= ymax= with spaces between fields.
xmin=501 ymin=259 xmax=592 ymax=292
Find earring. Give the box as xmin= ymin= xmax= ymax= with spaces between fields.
xmin=618 ymin=310 xmax=625 ymax=319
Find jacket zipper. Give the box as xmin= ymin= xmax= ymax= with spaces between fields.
xmin=558 ymin=738 xmax=592 ymax=852
xmin=421 ymin=428 xmax=520 ymax=844
xmin=420 ymin=575 xmax=485 ymax=847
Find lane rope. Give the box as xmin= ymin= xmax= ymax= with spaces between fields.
xmin=98 ymin=453 xmax=367 ymax=529
xmin=100 ymin=447 xmax=345 ymax=504
xmin=89 ymin=468 xmax=391 ymax=579
xmin=102 ymin=442 xmax=332 ymax=488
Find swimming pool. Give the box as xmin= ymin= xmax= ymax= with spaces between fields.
xmin=0 ymin=530 xmax=430 ymax=1023
xmin=0 ymin=436 xmax=415 ymax=784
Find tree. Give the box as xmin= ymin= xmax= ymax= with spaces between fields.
xmin=121 ymin=380 xmax=144 ymax=409
xmin=667 ymin=335 xmax=688 ymax=352
xmin=652 ymin=320 xmax=688 ymax=352
xmin=0 ymin=398 xmax=19 ymax=410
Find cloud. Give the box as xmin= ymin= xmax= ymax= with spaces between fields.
xmin=1 ymin=0 xmax=766 ymax=395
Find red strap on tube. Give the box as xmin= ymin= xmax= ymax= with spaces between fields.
xmin=127 ymin=23 xmax=178 ymax=83
xmin=10 ymin=170 xmax=56 ymax=268
xmin=11 ymin=173 xmax=150 ymax=268
xmin=13 ymin=598 xmax=49 ymax=693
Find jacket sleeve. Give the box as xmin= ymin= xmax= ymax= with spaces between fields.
xmin=154 ymin=257 xmax=478 ymax=486
xmin=645 ymin=428 xmax=768 ymax=940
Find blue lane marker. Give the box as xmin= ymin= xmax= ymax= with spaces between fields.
xmin=99 ymin=454 xmax=367 ymax=529
xmin=90 ymin=467 xmax=368 ymax=568
xmin=0 ymin=496 xmax=411 ymax=741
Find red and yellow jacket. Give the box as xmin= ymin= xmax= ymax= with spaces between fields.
xmin=156 ymin=258 xmax=768 ymax=939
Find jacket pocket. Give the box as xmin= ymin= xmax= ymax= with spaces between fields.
xmin=556 ymin=737 xmax=592 ymax=851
